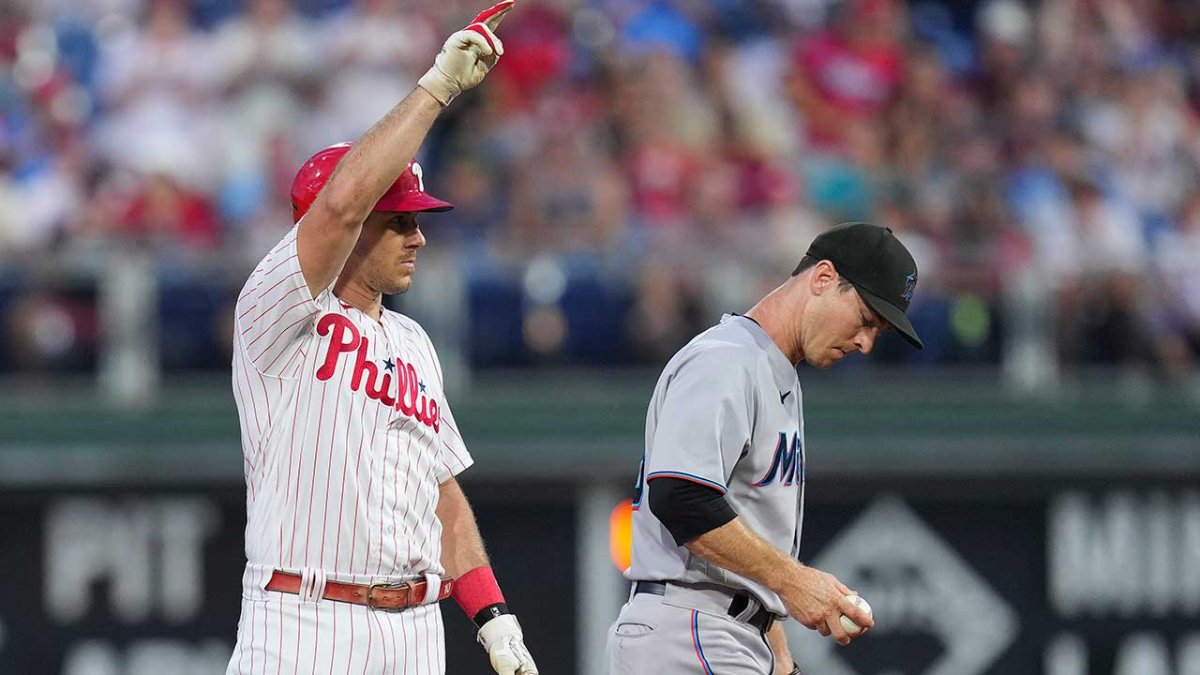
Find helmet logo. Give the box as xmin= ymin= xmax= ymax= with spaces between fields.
xmin=411 ymin=162 xmax=425 ymax=193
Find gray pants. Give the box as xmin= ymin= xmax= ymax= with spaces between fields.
xmin=606 ymin=585 xmax=775 ymax=674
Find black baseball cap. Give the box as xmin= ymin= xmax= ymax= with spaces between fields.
xmin=802 ymin=222 xmax=923 ymax=349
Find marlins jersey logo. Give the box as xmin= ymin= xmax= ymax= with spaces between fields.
xmin=754 ymin=431 xmax=804 ymax=487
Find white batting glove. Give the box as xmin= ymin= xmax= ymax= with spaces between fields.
xmin=417 ymin=0 xmax=515 ymax=106
xmin=478 ymin=614 xmax=539 ymax=675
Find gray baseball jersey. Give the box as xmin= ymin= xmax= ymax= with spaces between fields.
xmin=628 ymin=314 xmax=805 ymax=616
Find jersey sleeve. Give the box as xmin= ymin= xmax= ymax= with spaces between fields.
xmin=645 ymin=347 xmax=756 ymax=494
xmin=416 ymin=330 xmax=473 ymax=482
xmin=234 ymin=225 xmax=332 ymax=378
xmin=435 ymin=400 xmax=473 ymax=482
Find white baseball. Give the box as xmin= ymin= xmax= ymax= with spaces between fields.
xmin=839 ymin=595 xmax=872 ymax=635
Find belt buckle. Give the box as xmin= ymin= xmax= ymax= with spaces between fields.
xmin=366 ymin=580 xmax=418 ymax=612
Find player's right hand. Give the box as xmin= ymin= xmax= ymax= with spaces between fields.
xmin=781 ymin=566 xmax=874 ymax=645
xmin=418 ymin=0 xmax=516 ymax=106
xmin=478 ymin=614 xmax=539 ymax=675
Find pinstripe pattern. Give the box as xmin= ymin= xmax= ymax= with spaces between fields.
xmin=227 ymin=227 xmax=469 ymax=673
xmin=227 ymin=589 xmax=445 ymax=674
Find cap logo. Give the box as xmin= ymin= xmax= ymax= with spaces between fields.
xmin=411 ymin=162 xmax=425 ymax=193
xmin=902 ymin=271 xmax=917 ymax=303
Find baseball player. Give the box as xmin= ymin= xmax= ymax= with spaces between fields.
xmin=607 ymin=223 xmax=923 ymax=674
xmin=225 ymin=3 xmax=537 ymax=674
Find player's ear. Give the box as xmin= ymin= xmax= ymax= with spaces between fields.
xmin=810 ymin=260 xmax=837 ymax=296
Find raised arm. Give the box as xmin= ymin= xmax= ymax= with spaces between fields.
xmin=295 ymin=0 xmax=514 ymax=297
xmin=296 ymin=92 xmax=441 ymax=297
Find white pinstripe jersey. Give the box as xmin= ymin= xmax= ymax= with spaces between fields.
xmin=232 ymin=225 xmax=472 ymax=582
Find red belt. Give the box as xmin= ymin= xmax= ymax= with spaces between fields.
xmin=266 ymin=571 xmax=455 ymax=612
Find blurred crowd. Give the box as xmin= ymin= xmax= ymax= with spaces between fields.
xmin=2 ymin=0 xmax=1200 ymax=375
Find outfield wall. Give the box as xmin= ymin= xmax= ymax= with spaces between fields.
xmin=1 ymin=372 xmax=1196 ymax=674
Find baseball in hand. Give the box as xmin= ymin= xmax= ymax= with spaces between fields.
xmin=839 ymin=595 xmax=872 ymax=636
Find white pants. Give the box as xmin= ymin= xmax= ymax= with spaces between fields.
xmin=225 ymin=567 xmax=446 ymax=675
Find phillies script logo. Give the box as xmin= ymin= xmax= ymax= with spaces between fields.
xmin=314 ymin=313 xmax=440 ymax=431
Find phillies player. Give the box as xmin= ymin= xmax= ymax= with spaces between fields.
xmin=225 ymin=3 xmax=537 ymax=674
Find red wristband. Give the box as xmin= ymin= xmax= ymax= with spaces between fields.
xmin=451 ymin=566 xmax=507 ymax=621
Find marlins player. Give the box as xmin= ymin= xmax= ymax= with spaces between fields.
xmin=225 ymin=3 xmax=537 ymax=674
xmin=607 ymin=223 xmax=923 ymax=674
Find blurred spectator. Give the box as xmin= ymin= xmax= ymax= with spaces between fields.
xmin=92 ymin=0 xmax=220 ymax=185
xmin=428 ymin=154 xmax=506 ymax=245
xmin=1101 ymin=65 xmax=1199 ymax=232
xmin=509 ymin=126 xmax=628 ymax=256
xmin=116 ymin=170 xmax=219 ymax=252
xmin=620 ymin=0 xmax=706 ymax=64
xmin=211 ymin=0 xmax=320 ymax=230
xmin=1151 ymin=194 xmax=1200 ymax=375
xmin=787 ymin=0 xmax=906 ymax=155
xmin=0 ymin=138 xmax=88 ymax=254
xmin=1060 ymin=171 xmax=1149 ymax=365
xmin=973 ymin=0 xmax=1034 ymax=112
xmin=487 ymin=0 xmax=572 ymax=104
xmin=615 ymin=50 xmax=719 ymax=228
xmin=314 ymin=0 xmax=439 ymax=145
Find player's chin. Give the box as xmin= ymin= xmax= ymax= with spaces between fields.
xmin=817 ymin=349 xmax=847 ymax=368
xmin=806 ymin=354 xmax=836 ymax=369
xmin=381 ymin=275 xmax=414 ymax=295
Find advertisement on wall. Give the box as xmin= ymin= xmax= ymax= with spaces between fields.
xmin=0 ymin=481 xmax=1196 ymax=674
xmin=790 ymin=486 xmax=1200 ymax=675
xmin=0 ymin=486 xmax=575 ymax=675
xmin=0 ymin=491 xmax=244 ymax=674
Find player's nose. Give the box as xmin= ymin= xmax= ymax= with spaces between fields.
xmin=855 ymin=330 xmax=876 ymax=355
xmin=408 ymin=226 xmax=427 ymax=249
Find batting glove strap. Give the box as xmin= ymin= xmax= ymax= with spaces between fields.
xmin=473 ymin=602 xmax=510 ymax=628
xmin=478 ymin=614 xmax=539 ymax=675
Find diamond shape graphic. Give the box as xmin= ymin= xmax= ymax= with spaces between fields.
xmin=787 ymin=496 xmax=1018 ymax=675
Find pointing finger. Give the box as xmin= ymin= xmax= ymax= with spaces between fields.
xmin=471 ymin=0 xmax=515 ymax=32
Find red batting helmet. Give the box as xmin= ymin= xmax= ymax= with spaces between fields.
xmin=290 ymin=142 xmax=455 ymax=223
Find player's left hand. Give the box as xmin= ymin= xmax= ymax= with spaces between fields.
xmin=478 ymin=614 xmax=539 ymax=674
